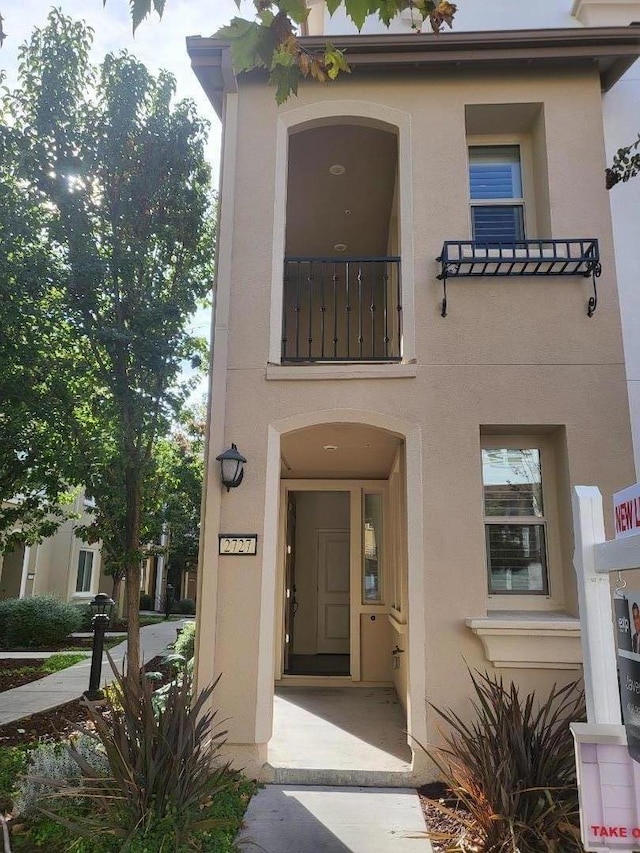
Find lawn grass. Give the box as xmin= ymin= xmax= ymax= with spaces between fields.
xmin=41 ymin=653 xmax=89 ymax=673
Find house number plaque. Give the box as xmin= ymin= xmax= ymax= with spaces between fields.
xmin=218 ymin=535 xmax=258 ymax=555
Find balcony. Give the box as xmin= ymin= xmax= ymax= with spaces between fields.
xmin=436 ymin=238 xmax=601 ymax=317
xmin=282 ymin=257 xmax=402 ymax=363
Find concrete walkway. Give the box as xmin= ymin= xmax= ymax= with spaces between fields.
xmin=236 ymin=785 xmax=433 ymax=852
xmin=0 ymin=619 xmax=182 ymax=725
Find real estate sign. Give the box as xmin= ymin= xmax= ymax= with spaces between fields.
xmin=572 ymin=725 xmax=640 ymax=852
xmin=614 ymin=483 xmax=640 ymax=539
xmin=615 ymin=595 xmax=640 ymax=763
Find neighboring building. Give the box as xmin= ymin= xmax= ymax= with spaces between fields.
xmin=187 ymin=0 xmax=640 ymax=781
xmin=0 ymin=491 xmax=107 ymax=603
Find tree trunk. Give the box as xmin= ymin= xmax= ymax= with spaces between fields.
xmin=124 ymin=469 xmax=143 ymax=697
xmin=111 ymin=574 xmax=123 ymax=615
xmin=125 ymin=557 xmax=141 ymax=695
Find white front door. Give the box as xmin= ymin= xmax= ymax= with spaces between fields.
xmin=316 ymin=530 xmax=350 ymax=654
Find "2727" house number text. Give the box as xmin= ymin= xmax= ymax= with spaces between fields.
xmin=218 ymin=535 xmax=258 ymax=555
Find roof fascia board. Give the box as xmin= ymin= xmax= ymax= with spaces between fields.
xmin=186 ymin=25 xmax=640 ymax=113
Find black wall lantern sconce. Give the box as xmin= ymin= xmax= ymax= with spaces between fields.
xmin=216 ymin=443 xmax=246 ymax=492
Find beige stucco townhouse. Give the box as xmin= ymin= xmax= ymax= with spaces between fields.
xmin=0 ymin=491 xmax=106 ymax=604
xmin=187 ymin=6 xmax=640 ymax=782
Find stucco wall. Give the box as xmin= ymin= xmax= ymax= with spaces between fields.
xmin=197 ymin=63 xmax=635 ymax=775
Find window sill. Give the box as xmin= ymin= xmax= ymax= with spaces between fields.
xmin=72 ymin=592 xmax=94 ymax=600
xmin=465 ymin=611 xmax=582 ymax=670
xmin=266 ymin=362 xmax=417 ymax=381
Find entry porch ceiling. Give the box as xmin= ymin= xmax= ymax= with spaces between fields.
xmin=281 ymin=423 xmax=402 ymax=479
xmin=286 ymin=125 xmax=398 ymax=258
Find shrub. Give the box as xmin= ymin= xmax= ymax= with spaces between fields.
xmin=14 ymin=736 xmax=109 ymax=817
xmin=74 ymin=603 xmax=94 ymax=632
xmin=421 ymin=671 xmax=585 ymax=853
xmin=173 ymin=620 xmax=196 ymax=661
xmin=139 ymin=592 xmax=154 ymax=611
xmin=177 ymin=597 xmax=196 ymax=615
xmin=0 ymin=746 xmax=28 ymax=813
xmin=0 ymin=595 xmax=82 ymax=649
xmin=39 ymin=655 xmax=238 ymax=849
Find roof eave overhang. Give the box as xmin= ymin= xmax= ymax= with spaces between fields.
xmin=186 ymin=26 xmax=640 ymax=118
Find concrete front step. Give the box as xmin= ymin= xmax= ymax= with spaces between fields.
xmin=270 ymin=765 xmax=416 ymax=788
xmin=236 ymin=785 xmax=433 ymax=852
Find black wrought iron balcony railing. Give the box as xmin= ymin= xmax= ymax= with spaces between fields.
xmin=436 ymin=238 xmax=601 ymax=317
xmin=282 ymin=257 xmax=402 ymax=362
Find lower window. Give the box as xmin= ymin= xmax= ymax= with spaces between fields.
xmin=482 ymin=447 xmax=549 ymax=596
xmin=485 ymin=523 xmax=548 ymax=594
xmin=76 ymin=550 xmax=94 ymax=593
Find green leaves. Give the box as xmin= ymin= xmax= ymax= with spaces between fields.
xmin=277 ymin=0 xmax=310 ymax=24
xmin=324 ymin=44 xmax=350 ymax=80
xmin=123 ymin=0 xmax=166 ymax=32
xmin=343 ymin=0 xmax=373 ymax=30
xmin=271 ymin=63 xmax=300 ymax=104
xmin=218 ymin=17 xmax=272 ymax=72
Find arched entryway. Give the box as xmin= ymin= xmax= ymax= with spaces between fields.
xmin=255 ymin=409 xmax=426 ymax=782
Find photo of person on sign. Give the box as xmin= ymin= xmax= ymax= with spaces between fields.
xmin=632 ymin=602 xmax=640 ymax=655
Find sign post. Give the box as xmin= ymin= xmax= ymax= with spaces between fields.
xmin=572 ymin=485 xmax=640 ymax=852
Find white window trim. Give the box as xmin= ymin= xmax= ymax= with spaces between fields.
xmin=270 ymin=100 xmax=416 ymax=365
xmin=75 ymin=548 xmax=94 ymax=594
xmin=481 ymin=434 xmax=566 ymax=612
xmin=70 ymin=547 xmax=99 ymax=599
xmin=467 ymin=133 xmax=538 ymax=242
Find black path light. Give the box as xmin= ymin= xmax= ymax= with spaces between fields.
xmin=216 ymin=443 xmax=246 ymax=491
xmin=84 ymin=592 xmax=115 ymax=700
xmin=165 ymin=582 xmax=174 ymax=620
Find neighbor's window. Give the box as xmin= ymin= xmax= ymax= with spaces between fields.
xmin=469 ymin=145 xmax=525 ymax=243
xmin=76 ymin=549 xmax=94 ymax=593
xmin=482 ymin=448 xmax=548 ymax=594
xmin=363 ymin=492 xmax=383 ymax=603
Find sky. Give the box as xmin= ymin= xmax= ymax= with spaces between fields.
xmin=1 ymin=1 xmax=245 ymax=397
xmin=1 ymin=0 xmax=244 ymax=175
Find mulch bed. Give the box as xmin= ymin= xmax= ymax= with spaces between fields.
xmin=0 ymin=659 xmax=50 ymax=693
xmin=2 ymin=636 xmax=123 ymax=652
xmin=418 ymin=782 xmax=480 ymax=852
xmin=0 ymin=656 xmax=171 ymax=748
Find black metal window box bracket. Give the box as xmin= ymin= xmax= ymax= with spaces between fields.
xmin=436 ymin=239 xmax=601 ymax=318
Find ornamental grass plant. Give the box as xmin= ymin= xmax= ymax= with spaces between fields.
xmin=33 ymin=655 xmax=239 ymax=852
xmin=421 ymin=670 xmax=585 ymax=853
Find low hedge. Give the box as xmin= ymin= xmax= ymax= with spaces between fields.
xmin=0 ymin=595 xmax=82 ymax=649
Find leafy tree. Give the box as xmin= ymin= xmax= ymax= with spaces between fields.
xmin=0 ymin=110 xmax=78 ymax=551
xmin=149 ymin=403 xmax=205 ymax=591
xmin=1 ymin=9 xmax=214 ymax=690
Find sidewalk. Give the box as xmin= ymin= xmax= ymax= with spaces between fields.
xmin=236 ymin=785 xmax=433 ymax=852
xmin=0 ymin=619 xmax=182 ymax=726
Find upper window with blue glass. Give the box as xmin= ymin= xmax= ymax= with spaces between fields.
xmin=469 ymin=145 xmax=525 ymax=244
